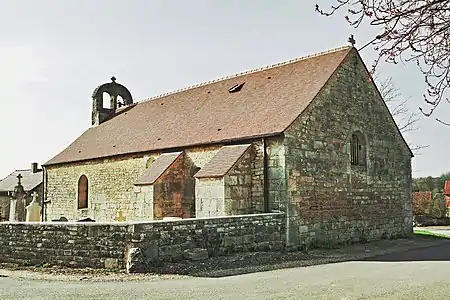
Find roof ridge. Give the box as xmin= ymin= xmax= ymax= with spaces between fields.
xmin=137 ymin=45 xmax=352 ymax=104
xmin=0 ymin=168 xmax=33 ymax=183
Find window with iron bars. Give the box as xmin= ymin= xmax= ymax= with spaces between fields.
xmin=350 ymin=132 xmax=366 ymax=166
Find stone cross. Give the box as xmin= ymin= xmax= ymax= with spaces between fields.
xmin=10 ymin=173 xmax=26 ymax=222
xmin=17 ymin=173 xmax=22 ymax=185
xmin=348 ymin=34 xmax=356 ymax=47
xmin=115 ymin=210 xmax=127 ymax=222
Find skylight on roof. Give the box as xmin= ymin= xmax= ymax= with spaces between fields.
xmin=228 ymin=82 xmax=245 ymax=93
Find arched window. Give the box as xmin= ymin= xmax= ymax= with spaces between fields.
xmin=350 ymin=131 xmax=366 ymax=166
xmin=78 ymin=175 xmax=88 ymax=209
xmin=102 ymin=92 xmax=111 ymax=109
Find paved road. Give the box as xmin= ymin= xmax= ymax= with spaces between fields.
xmin=2 ymin=243 xmax=450 ymax=300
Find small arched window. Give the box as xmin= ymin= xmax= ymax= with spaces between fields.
xmin=350 ymin=131 xmax=366 ymax=166
xmin=78 ymin=175 xmax=88 ymax=209
xmin=102 ymin=92 xmax=111 ymax=109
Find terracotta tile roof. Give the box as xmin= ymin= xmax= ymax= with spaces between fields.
xmin=44 ymin=46 xmax=353 ymax=166
xmin=194 ymin=144 xmax=251 ymax=178
xmin=0 ymin=169 xmax=42 ymax=192
xmin=134 ymin=152 xmax=182 ymax=185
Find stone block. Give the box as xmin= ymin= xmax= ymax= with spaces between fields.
xmin=228 ymin=176 xmax=238 ymax=185
xmin=126 ymin=247 xmax=147 ymax=273
xmin=256 ymin=242 xmax=271 ymax=251
xmin=313 ymin=141 xmax=324 ymax=149
xmin=104 ymin=258 xmax=119 ymax=269
xmin=183 ymin=248 xmax=209 ymax=261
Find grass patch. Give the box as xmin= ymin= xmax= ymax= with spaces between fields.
xmin=414 ymin=230 xmax=450 ymax=239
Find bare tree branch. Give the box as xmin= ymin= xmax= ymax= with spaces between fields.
xmin=375 ymin=73 xmax=429 ymax=154
xmin=436 ymin=117 xmax=450 ymax=125
xmin=316 ymin=0 xmax=450 ymax=122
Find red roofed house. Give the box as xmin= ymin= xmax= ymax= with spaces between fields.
xmin=444 ymin=181 xmax=450 ymax=212
xmin=42 ymin=44 xmax=413 ymax=247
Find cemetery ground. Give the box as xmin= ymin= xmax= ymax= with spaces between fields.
xmin=0 ymin=229 xmax=449 ymax=281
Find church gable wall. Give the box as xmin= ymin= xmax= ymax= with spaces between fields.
xmin=283 ymin=50 xmax=413 ymax=248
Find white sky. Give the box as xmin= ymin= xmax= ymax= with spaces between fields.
xmin=0 ymin=0 xmax=448 ymax=179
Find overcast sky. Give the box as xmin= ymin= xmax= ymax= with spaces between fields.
xmin=0 ymin=0 xmax=448 ymax=180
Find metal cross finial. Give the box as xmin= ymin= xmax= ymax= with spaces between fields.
xmin=348 ymin=34 xmax=356 ymax=47
xmin=111 ymin=76 xmax=116 ymax=83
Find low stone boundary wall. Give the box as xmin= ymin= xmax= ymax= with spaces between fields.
xmin=0 ymin=212 xmax=285 ymax=270
xmin=414 ymin=215 xmax=450 ymax=227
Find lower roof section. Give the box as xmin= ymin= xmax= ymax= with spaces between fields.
xmin=194 ymin=144 xmax=251 ymax=179
xmin=134 ymin=152 xmax=182 ymax=185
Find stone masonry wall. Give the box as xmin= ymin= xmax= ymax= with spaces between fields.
xmin=0 ymin=212 xmax=285 ymax=269
xmin=186 ymin=146 xmax=221 ymax=169
xmin=153 ymin=153 xmax=197 ymax=219
xmin=251 ymin=141 xmax=265 ymax=213
xmin=46 ymin=155 xmax=154 ymax=222
xmin=283 ymin=49 xmax=413 ymax=248
xmin=195 ymin=178 xmax=225 ymax=217
xmin=133 ymin=185 xmax=154 ymax=220
xmin=45 ymin=147 xmax=222 ymax=222
xmin=224 ymin=147 xmax=254 ymax=215
xmin=249 ymin=139 xmax=286 ymax=214
xmin=266 ymin=138 xmax=287 ymax=212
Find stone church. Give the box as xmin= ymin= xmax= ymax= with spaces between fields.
xmin=43 ymin=44 xmax=413 ymax=246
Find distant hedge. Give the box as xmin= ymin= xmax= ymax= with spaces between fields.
xmin=413 ymin=191 xmax=447 ymax=218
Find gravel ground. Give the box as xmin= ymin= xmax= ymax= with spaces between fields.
xmin=1 ymin=235 xmax=448 ymax=282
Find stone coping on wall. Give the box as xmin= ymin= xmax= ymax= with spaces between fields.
xmin=1 ymin=211 xmax=284 ymax=227
xmin=0 ymin=211 xmax=286 ymax=269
